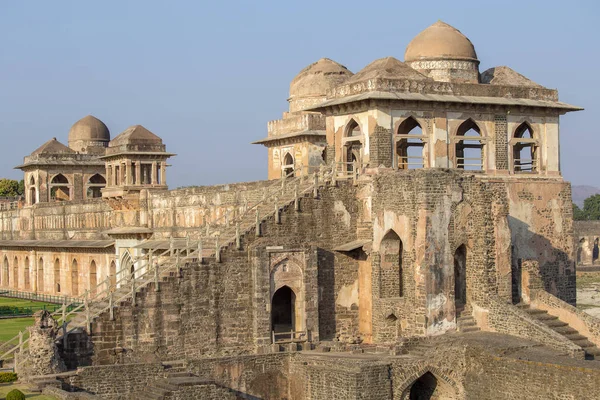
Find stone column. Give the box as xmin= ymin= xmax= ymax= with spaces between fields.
xmin=160 ymin=161 xmax=166 ymax=186
xmin=106 ymin=165 xmax=112 ymax=188
xmin=126 ymin=160 xmax=133 ymax=185
xmin=151 ymin=162 xmax=157 ymax=185
xmin=135 ymin=161 xmax=142 ymax=186
xmin=432 ymin=112 xmax=449 ymax=168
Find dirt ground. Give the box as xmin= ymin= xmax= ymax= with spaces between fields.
xmin=577 ymin=271 xmax=600 ymax=318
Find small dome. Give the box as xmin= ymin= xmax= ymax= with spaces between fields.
xmin=405 ymin=21 xmax=478 ymax=62
xmin=289 ymin=58 xmax=353 ymax=99
xmin=68 ymin=115 xmax=110 ymax=143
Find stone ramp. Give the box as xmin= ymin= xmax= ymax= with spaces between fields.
xmin=517 ymin=303 xmax=600 ymax=360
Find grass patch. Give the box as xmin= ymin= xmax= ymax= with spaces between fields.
xmin=0 ymin=299 xmax=56 ymax=309
xmin=0 ymin=318 xmax=33 ymax=344
xmin=0 ymin=383 xmax=56 ymax=399
xmin=577 ymin=303 xmax=599 ymax=310
xmin=576 ymin=272 xmax=600 ymax=288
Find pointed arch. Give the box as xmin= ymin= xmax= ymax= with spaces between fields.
xmin=87 ymin=174 xmax=106 ymax=199
xmin=2 ymin=256 xmax=9 ymax=287
xmin=50 ymin=174 xmax=70 ymax=201
xmin=513 ymin=121 xmax=537 ymax=173
xmin=399 ymin=368 xmax=461 ymax=400
xmin=109 ymin=260 xmax=116 ymax=286
xmin=12 ymin=256 xmax=18 ymax=289
xmin=121 ymin=252 xmax=134 ymax=282
xmin=54 ymin=258 xmax=61 ymax=293
xmin=271 ymin=285 xmax=296 ymax=340
xmin=343 ymin=118 xmax=363 ymax=175
xmin=396 ymin=116 xmax=425 ymax=169
xmin=380 ymin=230 xmax=404 ymax=298
xmin=71 ymin=259 xmax=79 ymax=296
xmin=24 ymin=256 xmax=30 ymax=290
xmin=455 ymin=119 xmax=483 ymax=171
xmin=37 ymin=257 xmax=44 ymax=293
xmin=344 ymin=118 xmax=361 ymax=137
xmin=29 ymin=175 xmax=37 ymax=205
xmin=89 ymin=260 xmax=97 ymax=295
xmin=282 ymin=152 xmax=295 ymax=177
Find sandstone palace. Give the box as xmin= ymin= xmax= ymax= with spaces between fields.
xmin=0 ymin=21 xmax=599 ymax=399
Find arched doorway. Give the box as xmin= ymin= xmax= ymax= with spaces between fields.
xmin=454 ymin=245 xmax=467 ymax=312
xmin=282 ymin=153 xmax=295 ymax=177
xmin=29 ymin=175 xmax=37 ymax=205
xmin=37 ymin=257 xmax=44 ymax=293
xmin=54 ymin=258 xmax=61 ymax=293
xmin=71 ymin=259 xmax=79 ymax=296
xmin=89 ymin=260 xmax=97 ymax=295
xmin=593 ymin=238 xmax=599 ymax=264
xmin=409 ymin=372 xmax=438 ymax=400
xmin=271 ymin=286 xmax=296 ymax=336
xmin=344 ymin=119 xmax=362 ymax=174
xmin=380 ymin=230 xmax=403 ymax=298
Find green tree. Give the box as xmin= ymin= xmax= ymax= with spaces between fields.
xmin=0 ymin=179 xmax=21 ymax=197
xmin=573 ymin=203 xmax=586 ymax=221
xmin=582 ymin=194 xmax=600 ymax=220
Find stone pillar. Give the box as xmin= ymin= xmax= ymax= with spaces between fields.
xmin=135 ymin=161 xmax=142 ymax=186
xmin=126 ymin=160 xmax=133 ymax=185
xmin=432 ymin=112 xmax=449 ymax=168
xmin=369 ymin=125 xmax=393 ymax=168
xmin=160 ymin=161 xmax=166 ymax=186
xmin=151 ymin=162 xmax=157 ymax=185
xmin=106 ymin=165 xmax=112 ymax=188
xmin=494 ymin=115 xmax=509 ymax=172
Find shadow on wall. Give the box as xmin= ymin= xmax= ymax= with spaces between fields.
xmin=508 ymin=216 xmax=575 ymax=305
xmin=317 ymin=248 xmax=336 ymax=340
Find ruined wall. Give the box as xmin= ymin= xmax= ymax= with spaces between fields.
xmin=505 ymin=180 xmax=575 ymax=303
xmin=574 ymin=220 xmax=600 ymax=266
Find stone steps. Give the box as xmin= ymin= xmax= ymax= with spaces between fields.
xmin=519 ymin=303 xmax=600 ymax=360
xmin=457 ymin=310 xmax=480 ymax=333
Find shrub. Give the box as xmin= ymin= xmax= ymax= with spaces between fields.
xmin=0 ymin=372 xmax=17 ymax=383
xmin=6 ymin=389 xmax=26 ymax=400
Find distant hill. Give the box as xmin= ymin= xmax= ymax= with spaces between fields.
xmin=572 ymin=185 xmax=600 ymax=207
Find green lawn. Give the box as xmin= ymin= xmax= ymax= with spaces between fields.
xmin=0 ymin=298 xmax=59 ymax=310
xmin=576 ymin=271 xmax=600 ymax=288
xmin=0 ymin=383 xmax=56 ymax=399
xmin=0 ymin=318 xmax=34 ymax=344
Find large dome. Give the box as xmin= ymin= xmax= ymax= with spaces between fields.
xmin=289 ymin=58 xmax=353 ymax=102
xmin=404 ymin=21 xmax=478 ymax=62
xmin=68 ymin=115 xmax=110 ymax=143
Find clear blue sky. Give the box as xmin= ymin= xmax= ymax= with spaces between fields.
xmin=0 ymin=1 xmax=597 ymax=188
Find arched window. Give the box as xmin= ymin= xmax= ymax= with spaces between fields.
xmin=380 ymin=230 xmax=403 ymax=298
xmin=343 ymin=119 xmax=362 ymax=174
xmin=89 ymin=260 xmax=97 ymax=296
xmin=455 ymin=119 xmax=484 ymax=171
xmin=109 ymin=261 xmax=116 ymax=287
xmin=38 ymin=257 xmax=44 ymax=293
xmin=454 ymin=245 xmax=467 ymax=311
xmin=282 ymin=153 xmax=295 ymax=178
xmin=121 ymin=252 xmax=133 ymax=282
xmin=594 ymin=238 xmax=599 ymax=264
xmin=29 ymin=176 xmax=37 ymax=205
xmin=54 ymin=258 xmax=61 ymax=293
xmin=24 ymin=257 xmax=30 ymax=290
xmin=12 ymin=257 xmax=18 ymax=289
xmin=86 ymin=174 xmax=106 ymax=199
xmin=396 ymin=117 xmax=425 ymax=169
xmin=512 ymin=122 xmax=537 ymax=173
xmin=2 ymin=256 xmax=9 ymax=287
xmin=71 ymin=259 xmax=79 ymax=296
xmin=50 ymin=174 xmax=70 ymax=201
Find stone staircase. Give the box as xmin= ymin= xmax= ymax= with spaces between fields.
xmin=457 ymin=309 xmax=480 ymax=333
xmin=517 ymin=303 xmax=600 ymax=360
xmin=0 ymin=166 xmax=339 ymax=369
xmin=133 ymin=360 xmax=241 ymax=399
